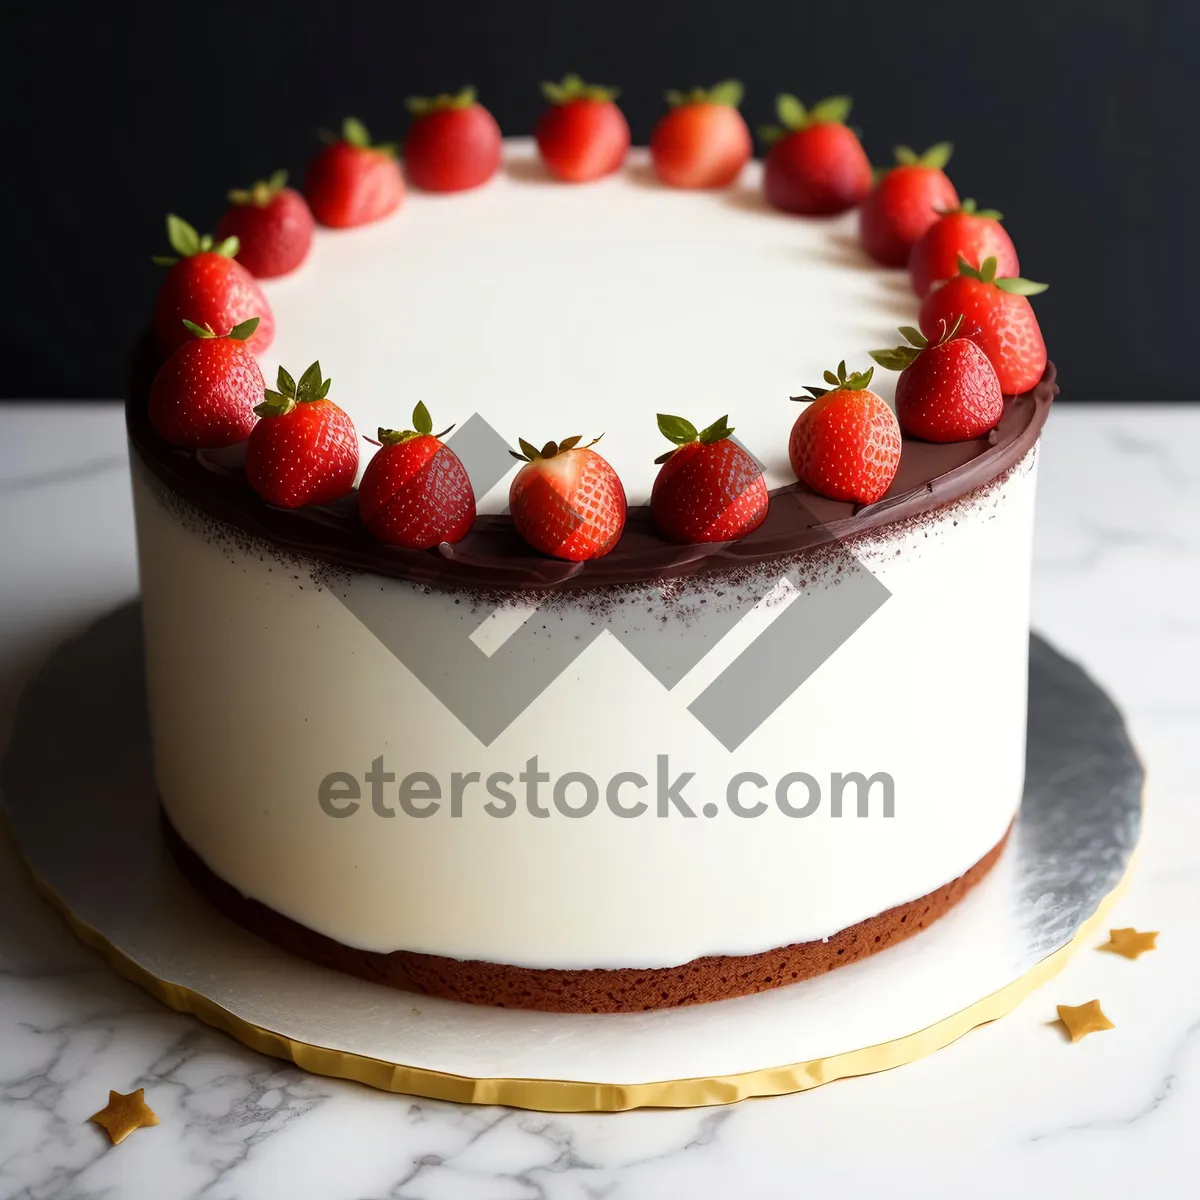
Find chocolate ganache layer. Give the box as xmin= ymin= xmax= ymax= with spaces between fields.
xmin=128 ymin=336 xmax=1056 ymax=592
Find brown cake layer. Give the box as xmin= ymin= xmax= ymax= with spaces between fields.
xmin=165 ymin=816 xmax=1010 ymax=1013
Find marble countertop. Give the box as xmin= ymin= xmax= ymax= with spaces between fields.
xmin=1 ymin=401 xmax=1197 ymax=1199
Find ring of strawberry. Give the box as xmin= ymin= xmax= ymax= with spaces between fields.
xmin=149 ymin=318 xmax=264 ymax=448
xmin=650 ymin=79 xmax=752 ymax=190
xmin=650 ymin=414 xmax=768 ymax=543
xmin=870 ymin=317 xmax=1004 ymax=443
xmin=216 ymin=170 xmax=315 ymax=279
xmin=859 ymin=144 xmax=959 ymax=267
xmin=404 ymin=88 xmax=502 ymax=193
xmin=305 ymin=118 xmax=405 ymax=229
xmin=508 ymin=436 xmax=626 ymax=561
xmin=152 ymin=215 xmax=274 ymax=356
xmin=919 ymin=255 xmax=1048 ymax=394
xmin=245 ymin=363 xmax=359 ymax=509
xmin=536 ymin=75 xmax=631 ymax=183
xmin=358 ymin=403 xmax=476 ymax=549
xmin=759 ymin=94 xmax=872 ymax=216
xmin=788 ymin=363 xmax=901 ymax=504
xmin=908 ymin=199 xmax=1019 ymax=297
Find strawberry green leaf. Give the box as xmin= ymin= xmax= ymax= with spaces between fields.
xmin=412 ymin=401 xmax=433 ymax=435
xmin=296 ymin=361 xmax=325 ymax=403
xmin=809 ymin=94 xmax=852 ymax=124
xmin=995 ymin=276 xmax=1049 ymax=296
xmin=212 ymin=235 xmax=240 ymax=258
xmin=255 ymin=389 xmax=295 ymax=418
xmin=869 ymin=346 xmax=921 ymax=371
xmin=898 ymin=326 xmax=927 ymax=349
xmin=757 ymin=124 xmax=784 ymax=145
xmin=165 ymin=214 xmax=201 ymax=258
xmin=181 ymin=319 xmax=216 ymax=339
xmin=151 ymin=255 xmax=179 ymax=266
xmin=517 ymin=437 xmax=541 ymax=461
xmin=657 ymin=413 xmax=698 ymax=444
xmin=776 ymin=94 xmax=807 ymax=129
xmin=707 ymin=79 xmax=744 ymax=108
xmin=407 ymin=87 xmax=477 ymax=116
xmin=379 ymin=426 xmax=421 ymax=445
xmin=668 ymin=80 xmax=743 ymax=108
xmin=559 ymin=434 xmax=583 ymax=452
xmin=791 ymin=385 xmax=829 ymax=401
xmin=844 ymin=365 xmax=875 ymax=390
xmin=918 ymin=141 xmax=954 ymax=169
xmin=698 ymin=415 xmax=734 ymax=444
xmin=542 ymin=74 xmax=619 ymax=104
xmin=654 ymin=449 xmax=678 ymax=465
xmin=342 ymin=117 xmax=370 ymax=147
xmin=956 ymin=254 xmax=985 ymax=281
xmin=823 ymin=370 xmax=841 ymax=387
xmin=893 ymin=145 xmax=919 ymax=166
xmin=276 ymin=366 xmax=296 ymax=398
xmin=228 ymin=317 xmax=260 ymax=341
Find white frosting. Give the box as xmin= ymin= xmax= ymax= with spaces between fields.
xmin=260 ymin=141 xmax=909 ymax=510
xmin=133 ymin=454 xmax=1035 ymax=969
xmin=132 ymin=144 xmax=1038 ymax=971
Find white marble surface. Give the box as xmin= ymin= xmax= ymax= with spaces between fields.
xmin=0 ymin=401 xmax=1197 ymax=1199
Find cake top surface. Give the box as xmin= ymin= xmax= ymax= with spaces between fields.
xmin=131 ymin=139 xmax=1054 ymax=592
xmin=260 ymin=140 xmax=911 ymax=513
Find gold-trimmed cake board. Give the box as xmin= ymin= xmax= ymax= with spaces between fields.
xmin=0 ymin=605 xmax=1143 ymax=1111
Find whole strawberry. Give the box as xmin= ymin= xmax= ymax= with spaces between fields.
xmin=650 ymin=80 xmax=752 ymax=189
xmin=358 ymin=403 xmax=476 ymax=548
xmin=216 ymin=170 xmax=315 ymax=278
xmin=306 ymin=118 xmax=405 ymax=228
xmin=245 ymin=363 xmax=359 ymax=508
xmin=508 ymin=436 xmax=626 ymax=561
xmin=909 ymin=199 xmax=1019 ymax=297
xmin=870 ymin=318 xmax=1004 ymax=442
xmin=859 ymin=144 xmax=959 ymax=267
xmin=149 ymin=317 xmax=263 ymax=448
xmin=788 ymin=363 xmax=901 ymax=504
xmin=651 ymin=414 xmax=768 ymax=543
xmin=536 ymin=74 xmax=630 ymax=183
xmin=919 ymin=256 xmax=1048 ymax=394
xmin=405 ymin=88 xmax=502 ymax=193
xmin=760 ymin=94 xmax=871 ymax=216
xmin=153 ymin=215 xmax=274 ymax=356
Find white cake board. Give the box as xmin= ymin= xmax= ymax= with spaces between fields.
xmin=1 ymin=605 xmax=1142 ymax=1110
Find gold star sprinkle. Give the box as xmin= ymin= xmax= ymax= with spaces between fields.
xmin=89 ymin=1088 xmax=159 ymax=1145
xmin=1099 ymin=927 xmax=1159 ymax=960
xmin=1057 ymin=1000 xmax=1114 ymax=1043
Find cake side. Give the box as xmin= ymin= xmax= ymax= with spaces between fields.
xmin=131 ymin=442 xmax=1037 ymax=991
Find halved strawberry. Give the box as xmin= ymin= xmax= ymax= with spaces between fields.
xmin=216 ymin=170 xmax=314 ymax=278
xmin=152 ymin=215 xmax=274 ymax=356
xmin=404 ymin=88 xmax=502 ymax=193
xmin=650 ymin=80 xmax=752 ymax=189
xmin=148 ymin=317 xmax=263 ymax=448
xmin=908 ymin=199 xmax=1018 ymax=297
xmin=651 ymin=414 xmax=768 ymax=543
xmin=358 ymin=403 xmax=476 ymax=548
xmin=760 ymin=94 xmax=872 ymax=215
xmin=508 ymin=436 xmax=626 ymax=561
xmin=919 ymin=256 xmax=1048 ymax=394
xmin=870 ymin=317 xmax=1004 ymax=442
xmin=305 ymin=118 xmax=405 ymax=229
xmin=245 ymin=363 xmax=359 ymax=508
xmin=859 ymin=143 xmax=959 ymax=267
xmin=788 ymin=362 xmax=901 ymax=504
xmin=536 ymin=75 xmax=630 ymax=183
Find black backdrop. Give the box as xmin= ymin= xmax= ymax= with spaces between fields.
xmin=5 ymin=0 xmax=1197 ymax=400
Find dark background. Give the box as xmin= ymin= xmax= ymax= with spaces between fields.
xmin=5 ymin=0 xmax=1196 ymax=400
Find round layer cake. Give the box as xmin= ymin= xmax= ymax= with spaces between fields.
xmin=128 ymin=141 xmax=1053 ymax=1012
